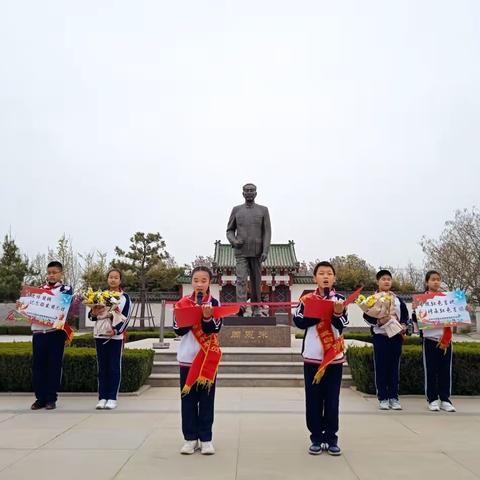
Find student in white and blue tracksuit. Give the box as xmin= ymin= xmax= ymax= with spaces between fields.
xmin=27 ymin=261 xmax=73 ymax=410
xmin=89 ymin=269 xmax=131 ymax=410
xmin=173 ymin=266 xmax=223 ymax=456
xmin=363 ymin=270 xmax=409 ymax=410
xmin=412 ymin=270 xmax=456 ymax=412
xmin=293 ymin=261 xmax=348 ymax=457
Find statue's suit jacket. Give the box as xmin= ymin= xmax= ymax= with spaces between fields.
xmin=226 ymin=203 xmax=271 ymax=258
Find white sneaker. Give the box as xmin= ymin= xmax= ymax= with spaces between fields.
xmin=379 ymin=400 xmax=390 ymax=410
xmin=96 ymin=399 xmax=107 ymax=410
xmin=180 ymin=440 xmax=199 ymax=455
xmin=104 ymin=400 xmax=117 ymax=410
xmin=389 ymin=399 xmax=402 ymax=410
xmin=440 ymin=401 xmax=456 ymax=412
xmin=428 ymin=400 xmax=440 ymax=411
xmin=201 ymin=441 xmax=215 ymax=455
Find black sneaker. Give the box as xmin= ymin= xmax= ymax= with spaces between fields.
xmin=45 ymin=402 xmax=56 ymax=410
xmin=308 ymin=443 xmax=323 ymax=455
xmin=31 ymin=400 xmax=46 ymax=410
xmin=327 ymin=444 xmax=342 ymax=456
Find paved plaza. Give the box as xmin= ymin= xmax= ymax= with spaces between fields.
xmin=0 ymin=386 xmax=479 ymax=480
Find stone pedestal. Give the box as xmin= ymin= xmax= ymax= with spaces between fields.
xmin=219 ymin=324 xmax=291 ymax=347
xmin=223 ymin=316 xmax=276 ymax=326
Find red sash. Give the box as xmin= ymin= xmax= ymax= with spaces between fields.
xmin=302 ymin=291 xmax=345 ymax=384
xmin=175 ymin=295 xmax=222 ymax=396
xmin=438 ymin=327 xmax=452 ymax=353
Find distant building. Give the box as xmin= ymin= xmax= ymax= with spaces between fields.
xmin=177 ymin=240 xmax=317 ymax=319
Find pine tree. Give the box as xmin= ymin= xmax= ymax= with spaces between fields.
xmin=0 ymin=235 xmax=29 ymax=301
xmin=113 ymin=232 xmax=172 ymax=327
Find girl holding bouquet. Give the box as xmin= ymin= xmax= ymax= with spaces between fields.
xmin=173 ymin=266 xmax=222 ymax=456
xmin=412 ymin=270 xmax=456 ymax=412
xmin=88 ymin=269 xmax=131 ymax=410
xmin=361 ymin=270 xmax=408 ymax=410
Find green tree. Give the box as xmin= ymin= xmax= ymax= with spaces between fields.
xmin=80 ymin=251 xmax=109 ymax=290
xmin=113 ymin=232 xmax=170 ymax=327
xmin=0 ymin=235 xmax=29 ymax=301
xmin=48 ymin=234 xmax=81 ymax=290
xmin=329 ymin=254 xmax=377 ymax=291
xmin=146 ymin=262 xmax=184 ymax=291
xmin=25 ymin=253 xmax=48 ymax=286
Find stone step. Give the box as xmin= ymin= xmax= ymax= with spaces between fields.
xmin=153 ymin=361 xmax=303 ymax=375
xmin=154 ymin=352 xmax=304 ymax=362
xmin=152 ymin=361 xmax=351 ymax=376
xmin=147 ymin=373 xmax=353 ymax=388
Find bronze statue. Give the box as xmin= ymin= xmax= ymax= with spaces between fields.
xmin=226 ymin=184 xmax=271 ymax=316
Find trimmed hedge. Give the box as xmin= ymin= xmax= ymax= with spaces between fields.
xmin=0 ymin=319 xmax=80 ymax=334
xmin=0 ymin=326 xmax=33 ymax=335
xmin=71 ymin=331 xmax=176 ymax=348
xmin=346 ymin=342 xmax=480 ymax=395
xmin=344 ymin=332 xmax=422 ymax=345
xmin=295 ymin=331 xmax=422 ymax=345
xmin=0 ymin=342 xmax=154 ymax=392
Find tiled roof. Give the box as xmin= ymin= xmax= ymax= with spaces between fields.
xmin=177 ymin=274 xmax=192 ymax=284
xmin=213 ymin=241 xmax=299 ymax=270
xmin=292 ymin=275 xmax=315 ymax=284
xmin=177 ymin=274 xmax=219 ymax=284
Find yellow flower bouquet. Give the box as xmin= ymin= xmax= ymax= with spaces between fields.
xmin=82 ymin=288 xmax=121 ymax=310
xmin=355 ymin=292 xmax=394 ymax=318
xmin=82 ymin=288 xmax=123 ymax=338
xmin=355 ymin=292 xmax=403 ymax=337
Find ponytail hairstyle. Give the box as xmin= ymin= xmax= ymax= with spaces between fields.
xmin=191 ymin=266 xmax=213 ymax=293
xmin=106 ymin=268 xmax=123 ymax=291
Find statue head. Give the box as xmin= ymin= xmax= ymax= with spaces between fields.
xmin=242 ymin=183 xmax=257 ymax=203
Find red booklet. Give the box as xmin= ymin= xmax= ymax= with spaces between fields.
xmin=174 ymin=305 xmax=240 ymax=328
xmin=303 ymin=296 xmax=334 ymax=321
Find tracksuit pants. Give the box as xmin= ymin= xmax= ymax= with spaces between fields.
xmin=32 ymin=330 xmax=66 ymax=404
xmin=180 ymin=366 xmax=216 ymax=442
xmin=422 ymin=338 xmax=453 ymax=403
xmin=95 ymin=338 xmax=123 ymax=400
xmin=304 ymin=362 xmax=343 ymax=446
xmin=373 ymin=333 xmax=403 ymax=401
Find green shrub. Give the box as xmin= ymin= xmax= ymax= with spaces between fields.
xmin=0 ymin=326 xmax=33 ymax=335
xmin=346 ymin=342 xmax=480 ymax=395
xmin=0 ymin=342 xmax=32 ymax=391
xmin=0 ymin=343 xmax=154 ymax=392
xmin=295 ymin=331 xmax=422 ymax=345
xmin=70 ymin=330 xmax=176 ymax=348
xmin=70 ymin=334 xmax=96 ymax=348
xmin=345 ymin=332 xmax=374 ymax=343
xmin=0 ymin=319 xmax=80 ymax=335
